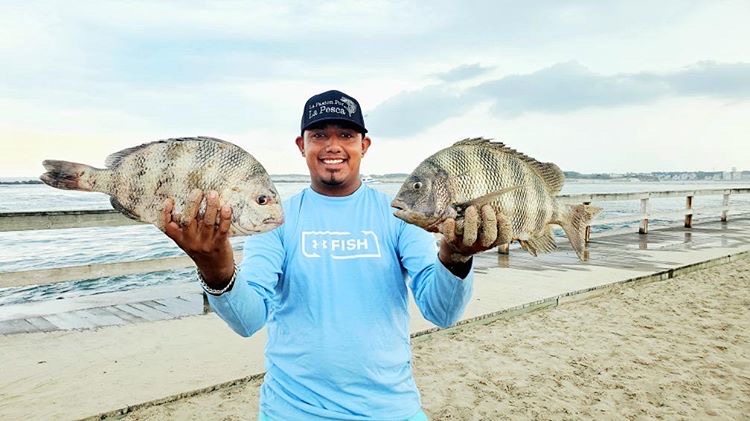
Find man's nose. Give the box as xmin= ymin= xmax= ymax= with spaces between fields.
xmin=324 ymin=136 xmax=345 ymax=150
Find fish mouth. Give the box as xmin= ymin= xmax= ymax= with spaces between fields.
xmin=391 ymin=198 xmax=407 ymax=212
xmin=234 ymin=215 xmax=285 ymax=235
xmin=391 ymin=200 xmax=444 ymax=232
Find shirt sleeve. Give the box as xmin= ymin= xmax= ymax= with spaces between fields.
xmin=206 ymin=227 xmax=284 ymax=337
xmin=397 ymin=221 xmax=474 ymax=328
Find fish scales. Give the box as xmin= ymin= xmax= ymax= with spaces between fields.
xmin=391 ymin=138 xmax=601 ymax=261
xmin=40 ymin=137 xmax=284 ymax=236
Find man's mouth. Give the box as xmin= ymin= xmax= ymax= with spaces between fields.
xmin=322 ymin=158 xmax=345 ymax=165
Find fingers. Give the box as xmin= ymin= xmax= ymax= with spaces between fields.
xmin=438 ymin=218 xmax=457 ymax=244
xmin=181 ymin=188 xmax=204 ymax=227
xmin=495 ymin=210 xmax=512 ymax=245
xmin=161 ymin=197 xmax=182 ymax=241
xmin=462 ymin=206 xmax=479 ymax=247
xmin=203 ymin=191 xmax=220 ymax=227
xmin=161 ymin=197 xmax=174 ymax=232
xmin=479 ymin=204 xmax=497 ymax=247
xmin=217 ymin=205 xmax=232 ymax=235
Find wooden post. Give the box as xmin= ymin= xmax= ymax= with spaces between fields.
xmin=639 ymin=197 xmax=649 ymax=234
xmin=202 ymin=291 xmax=211 ymax=314
xmin=583 ymin=201 xmax=592 ymax=243
xmin=721 ymin=192 xmax=730 ymax=222
xmin=684 ymin=195 xmax=693 ymax=228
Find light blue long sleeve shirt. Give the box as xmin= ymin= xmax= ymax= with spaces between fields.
xmin=208 ymin=184 xmax=474 ymax=420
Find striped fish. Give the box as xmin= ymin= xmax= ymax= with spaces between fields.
xmin=40 ymin=137 xmax=284 ymax=235
xmin=391 ymin=138 xmax=601 ymax=261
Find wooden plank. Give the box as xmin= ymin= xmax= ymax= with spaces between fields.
xmin=0 ymin=210 xmax=142 ymax=232
xmin=0 ymin=256 xmax=195 ymax=289
xmin=43 ymin=312 xmax=97 ymax=330
xmin=153 ymin=296 xmax=202 ymax=318
xmin=0 ymin=318 xmax=38 ymax=335
xmin=106 ymin=306 xmax=148 ymax=323
xmin=116 ymin=303 xmax=171 ymax=322
xmin=0 ymin=251 xmax=244 ymax=289
xmin=82 ymin=307 xmax=129 ymax=327
xmin=26 ymin=316 xmax=57 ymax=332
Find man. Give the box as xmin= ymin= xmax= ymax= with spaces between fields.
xmin=162 ymin=90 xmax=510 ymax=420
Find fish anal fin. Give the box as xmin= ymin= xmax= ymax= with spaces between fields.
xmin=522 ymin=227 xmax=558 ymax=256
xmin=110 ymin=197 xmax=141 ymax=221
xmin=518 ymin=240 xmax=535 ymax=256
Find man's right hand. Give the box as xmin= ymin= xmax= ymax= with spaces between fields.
xmin=161 ymin=189 xmax=235 ymax=290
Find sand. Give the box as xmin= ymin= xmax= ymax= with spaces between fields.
xmin=114 ymin=257 xmax=750 ymax=420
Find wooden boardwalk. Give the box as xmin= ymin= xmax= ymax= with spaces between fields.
xmin=0 ymin=286 xmax=204 ymax=335
xmin=1 ymin=217 xmax=749 ymax=336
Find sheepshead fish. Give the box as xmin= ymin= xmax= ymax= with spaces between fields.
xmin=40 ymin=136 xmax=284 ymax=235
xmin=391 ymin=138 xmax=601 ymax=261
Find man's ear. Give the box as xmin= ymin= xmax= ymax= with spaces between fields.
xmin=361 ymin=136 xmax=372 ymax=156
xmin=295 ymin=136 xmax=305 ymax=156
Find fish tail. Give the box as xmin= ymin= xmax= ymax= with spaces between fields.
xmin=558 ymin=204 xmax=602 ymax=261
xmin=40 ymin=160 xmax=105 ymax=192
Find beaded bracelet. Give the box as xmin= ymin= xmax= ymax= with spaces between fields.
xmin=198 ymin=263 xmax=238 ymax=296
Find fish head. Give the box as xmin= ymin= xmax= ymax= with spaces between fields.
xmin=391 ymin=162 xmax=455 ymax=232
xmin=225 ymin=177 xmax=284 ymax=235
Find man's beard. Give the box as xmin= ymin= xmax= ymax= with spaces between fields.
xmin=321 ymin=173 xmax=343 ymax=186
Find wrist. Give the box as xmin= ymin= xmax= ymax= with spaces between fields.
xmin=198 ymin=263 xmax=238 ymax=296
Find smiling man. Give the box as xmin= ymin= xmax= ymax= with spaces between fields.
xmin=295 ymin=90 xmax=371 ymax=196
xmin=162 ymin=89 xmax=511 ymax=420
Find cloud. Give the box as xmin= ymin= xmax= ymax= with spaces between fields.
xmin=472 ymin=62 xmax=671 ymax=115
xmin=368 ymin=61 xmax=750 ymax=136
xmin=435 ymin=64 xmax=494 ymax=82
xmin=365 ymin=86 xmax=473 ymax=137
xmin=662 ymin=61 xmax=750 ymax=99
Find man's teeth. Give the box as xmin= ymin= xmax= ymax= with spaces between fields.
xmin=323 ymin=159 xmax=344 ymax=164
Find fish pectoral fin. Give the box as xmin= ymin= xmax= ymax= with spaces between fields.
xmin=521 ymin=227 xmax=557 ymax=256
xmin=455 ymin=184 xmax=526 ymax=211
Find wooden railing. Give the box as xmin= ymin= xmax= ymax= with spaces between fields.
xmin=1 ymin=188 xmax=749 ymax=290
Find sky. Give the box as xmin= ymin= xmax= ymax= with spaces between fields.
xmin=1 ymin=0 xmax=749 ymax=178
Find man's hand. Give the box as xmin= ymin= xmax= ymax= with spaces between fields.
xmin=437 ymin=204 xmax=512 ymax=276
xmin=162 ymin=189 xmax=235 ymax=289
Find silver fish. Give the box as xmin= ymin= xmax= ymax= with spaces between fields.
xmin=391 ymin=138 xmax=601 ymax=260
xmin=40 ymin=136 xmax=284 ymax=235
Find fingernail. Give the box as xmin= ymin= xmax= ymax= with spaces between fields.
xmin=209 ymin=191 xmax=218 ymax=199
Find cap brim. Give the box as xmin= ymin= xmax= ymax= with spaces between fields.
xmin=302 ymin=117 xmax=367 ymax=134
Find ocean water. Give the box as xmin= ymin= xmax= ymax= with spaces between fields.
xmin=1 ymin=180 xmax=748 ymax=306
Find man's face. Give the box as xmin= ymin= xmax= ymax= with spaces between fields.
xmin=295 ymin=123 xmax=371 ymax=197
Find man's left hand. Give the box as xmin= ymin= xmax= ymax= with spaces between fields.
xmin=437 ymin=205 xmax=512 ymax=270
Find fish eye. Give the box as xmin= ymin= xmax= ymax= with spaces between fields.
xmin=256 ymin=195 xmax=270 ymax=205
xmin=413 ymin=181 xmax=423 ymax=190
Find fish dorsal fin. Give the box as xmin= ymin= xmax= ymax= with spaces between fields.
xmin=104 ymin=136 xmax=232 ymax=168
xmin=451 ymin=137 xmax=565 ymax=194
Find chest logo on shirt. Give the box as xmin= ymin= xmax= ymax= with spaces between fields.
xmin=301 ymin=230 xmax=382 ymax=259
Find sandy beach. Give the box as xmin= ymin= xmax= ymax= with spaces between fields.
xmin=114 ymin=256 xmax=750 ymax=420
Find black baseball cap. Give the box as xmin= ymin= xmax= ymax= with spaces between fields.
xmin=300 ymin=90 xmax=368 ymax=135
